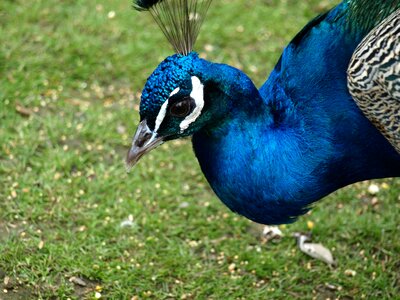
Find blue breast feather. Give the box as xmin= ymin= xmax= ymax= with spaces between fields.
xmin=192 ymin=4 xmax=400 ymax=224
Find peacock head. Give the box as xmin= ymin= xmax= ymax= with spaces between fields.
xmin=127 ymin=0 xmax=222 ymax=168
xmin=126 ymin=52 xmax=211 ymax=168
xmin=127 ymin=0 xmax=260 ymax=168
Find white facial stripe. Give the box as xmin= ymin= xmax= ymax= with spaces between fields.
xmin=180 ymin=76 xmax=204 ymax=132
xmin=154 ymin=100 xmax=169 ymax=132
xmin=170 ymin=87 xmax=180 ymax=97
xmin=154 ymin=87 xmax=180 ymax=133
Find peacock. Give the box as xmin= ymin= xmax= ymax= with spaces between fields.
xmin=126 ymin=0 xmax=400 ymax=225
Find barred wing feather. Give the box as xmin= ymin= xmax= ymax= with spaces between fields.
xmin=348 ymin=9 xmax=400 ymax=153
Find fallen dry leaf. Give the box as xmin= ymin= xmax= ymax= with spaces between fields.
xmin=15 ymin=102 xmax=33 ymax=117
xmin=294 ymin=233 xmax=335 ymax=265
xmin=69 ymin=276 xmax=87 ymax=287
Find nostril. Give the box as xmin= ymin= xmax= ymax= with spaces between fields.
xmin=135 ymin=132 xmax=152 ymax=147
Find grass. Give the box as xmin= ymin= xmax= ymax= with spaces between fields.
xmin=1 ymin=0 xmax=399 ymax=299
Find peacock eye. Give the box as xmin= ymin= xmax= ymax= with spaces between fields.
xmin=169 ymin=98 xmax=193 ymax=117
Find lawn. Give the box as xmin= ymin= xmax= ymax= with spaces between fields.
xmin=0 ymin=0 xmax=399 ymax=299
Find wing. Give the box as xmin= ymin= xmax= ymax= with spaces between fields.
xmin=348 ymin=9 xmax=400 ymax=153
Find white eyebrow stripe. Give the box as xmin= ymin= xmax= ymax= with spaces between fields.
xmin=180 ymin=76 xmax=204 ymax=132
xmin=154 ymin=100 xmax=169 ymax=133
xmin=154 ymin=87 xmax=180 ymax=133
xmin=170 ymin=87 xmax=180 ymax=97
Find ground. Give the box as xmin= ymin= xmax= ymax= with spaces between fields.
xmin=0 ymin=0 xmax=399 ymax=299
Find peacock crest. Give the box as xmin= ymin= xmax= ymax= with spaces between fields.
xmin=134 ymin=0 xmax=213 ymax=55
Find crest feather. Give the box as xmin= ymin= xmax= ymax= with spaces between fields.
xmin=134 ymin=0 xmax=213 ymax=54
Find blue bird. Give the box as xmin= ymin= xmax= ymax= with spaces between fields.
xmin=127 ymin=0 xmax=400 ymax=225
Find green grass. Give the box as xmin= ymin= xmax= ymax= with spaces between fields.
xmin=1 ymin=0 xmax=399 ymax=299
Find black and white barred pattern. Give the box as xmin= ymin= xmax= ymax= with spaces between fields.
xmin=348 ymin=9 xmax=400 ymax=154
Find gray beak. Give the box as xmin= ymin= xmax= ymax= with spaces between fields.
xmin=126 ymin=120 xmax=164 ymax=171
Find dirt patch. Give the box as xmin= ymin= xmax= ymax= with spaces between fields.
xmin=69 ymin=275 xmax=101 ymax=299
xmin=0 ymin=222 xmax=21 ymax=242
xmin=0 ymin=287 xmax=35 ymax=300
xmin=314 ymin=284 xmax=354 ymax=300
xmin=0 ymin=271 xmax=101 ymax=299
xmin=0 ymin=271 xmax=35 ymax=300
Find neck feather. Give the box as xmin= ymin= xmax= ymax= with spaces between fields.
xmin=195 ymin=60 xmax=275 ymax=134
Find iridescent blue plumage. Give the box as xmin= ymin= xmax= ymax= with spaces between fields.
xmin=140 ymin=53 xmax=196 ymax=123
xmin=192 ymin=3 xmax=400 ymax=224
xmin=128 ymin=0 xmax=400 ymax=225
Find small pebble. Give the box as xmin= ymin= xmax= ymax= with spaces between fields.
xmin=307 ymin=221 xmax=315 ymax=230
xmin=381 ymin=182 xmax=389 ymax=190
xmin=228 ymin=263 xmax=236 ymax=272
xmin=344 ymin=269 xmax=357 ymax=277
xmin=371 ymin=197 xmax=379 ymax=206
xmin=120 ymin=219 xmax=135 ymax=228
xmin=236 ymin=25 xmax=244 ymax=32
xmin=204 ymin=44 xmax=214 ymax=52
xmin=38 ymin=240 xmax=44 ymax=249
xmin=368 ymin=184 xmax=380 ymax=195
xmin=179 ymin=202 xmax=189 ymax=208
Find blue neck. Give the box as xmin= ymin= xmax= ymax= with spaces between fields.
xmin=192 ymin=4 xmax=400 ymax=224
xmin=195 ymin=60 xmax=273 ymax=124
